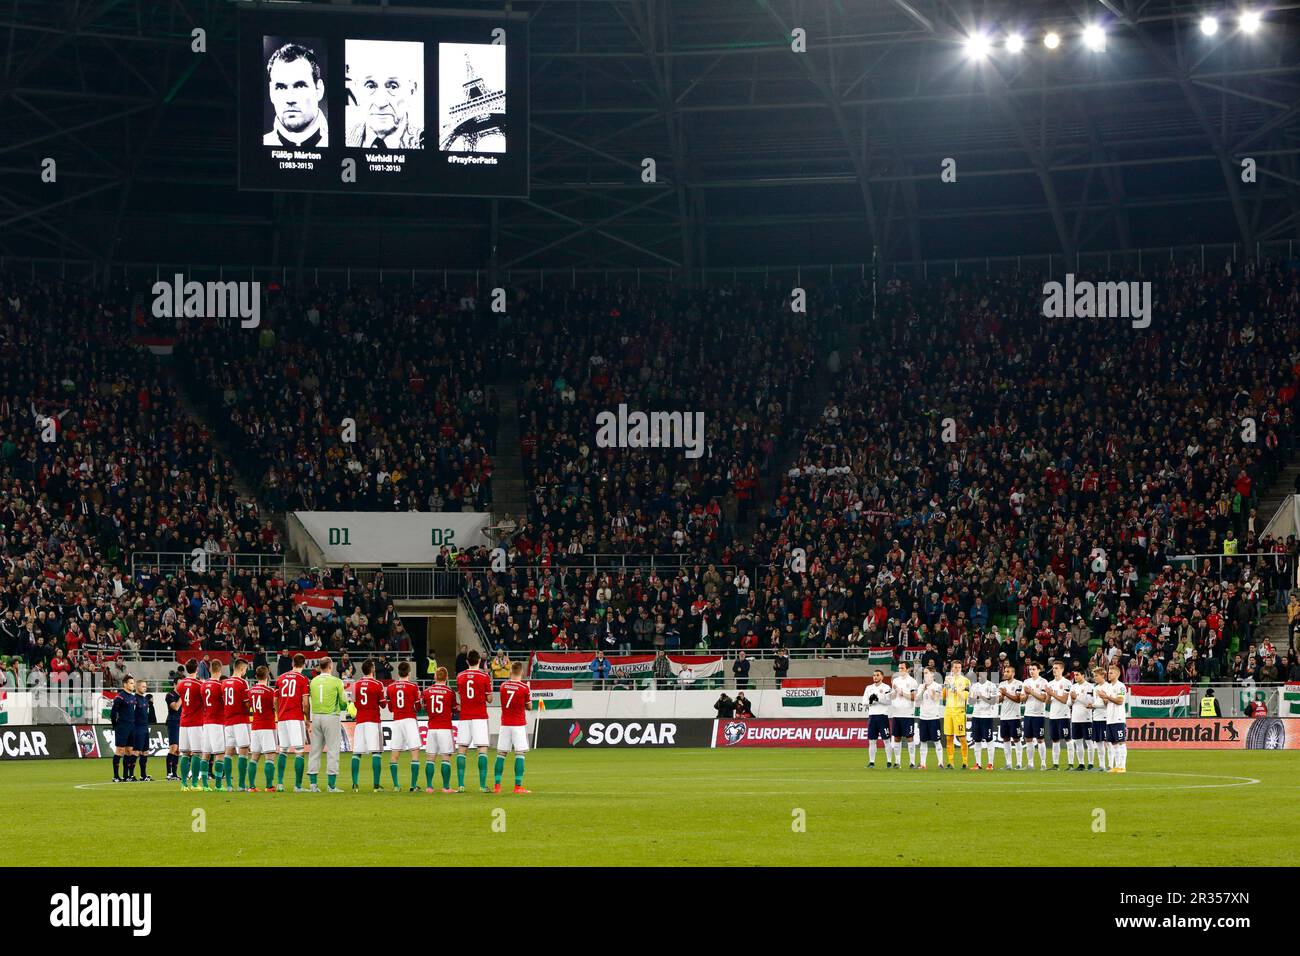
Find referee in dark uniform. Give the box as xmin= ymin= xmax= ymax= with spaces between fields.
xmin=111 ymin=676 xmax=138 ymax=782
xmin=165 ymin=679 xmax=182 ymax=780
xmin=133 ymin=681 xmax=154 ymax=781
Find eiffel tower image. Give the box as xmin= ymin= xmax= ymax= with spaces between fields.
xmin=440 ymin=54 xmax=506 ymax=152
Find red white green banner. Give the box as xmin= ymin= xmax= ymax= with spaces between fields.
xmin=529 ymin=653 xmax=656 ymax=681
xmin=668 ymin=655 xmax=723 ymax=686
xmin=868 ymin=647 xmax=894 ymax=666
xmin=294 ymin=588 xmax=343 ymax=616
xmin=1128 ymin=684 xmax=1191 ymax=718
xmin=529 ymin=679 xmax=573 ymax=710
xmin=781 ymin=678 xmax=825 ymax=707
xmin=1283 ymin=683 xmax=1300 ymax=717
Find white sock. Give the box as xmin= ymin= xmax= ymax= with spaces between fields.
xmin=868 ymin=740 xmax=877 ymax=764
xmin=935 ymin=742 xmax=945 ymax=766
xmin=1038 ymin=742 xmax=1047 ymax=766
xmin=1023 ymin=741 xmax=1032 ymax=767
xmin=1052 ymin=741 xmax=1061 ymax=766
xmin=1004 ymin=741 xmax=1013 ymax=766
xmin=974 ymin=742 xmax=983 ymax=766
xmin=919 ymin=744 xmax=927 ymax=767
xmin=908 ymin=743 xmax=917 ymax=765
xmin=1119 ymin=744 xmax=1127 ymax=769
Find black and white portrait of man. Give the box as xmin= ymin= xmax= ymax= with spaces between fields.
xmin=345 ymin=39 xmax=425 ymax=149
xmin=262 ymin=38 xmax=329 ymax=148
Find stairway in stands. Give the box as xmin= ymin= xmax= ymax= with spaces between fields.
xmin=1249 ymin=457 xmax=1300 ymax=654
xmin=737 ymin=310 xmax=864 ymax=542
xmin=491 ymin=359 xmax=528 ymax=530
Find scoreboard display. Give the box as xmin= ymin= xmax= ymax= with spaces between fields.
xmin=237 ymin=4 xmax=528 ymax=198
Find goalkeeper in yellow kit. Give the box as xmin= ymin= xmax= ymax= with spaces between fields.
xmin=942 ymin=659 xmax=971 ymax=770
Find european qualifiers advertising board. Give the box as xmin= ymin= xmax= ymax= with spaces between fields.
xmin=238 ymin=3 xmax=528 ymax=198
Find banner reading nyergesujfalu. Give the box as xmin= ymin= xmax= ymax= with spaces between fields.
xmin=1127 ymin=684 xmax=1191 ymax=718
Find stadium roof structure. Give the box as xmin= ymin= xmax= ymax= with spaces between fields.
xmin=2 ymin=0 xmax=1300 ymax=279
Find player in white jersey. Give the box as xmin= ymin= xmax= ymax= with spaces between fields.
xmin=1068 ymin=669 xmax=1094 ymax=771
xmin=888 ymin=662 xmax=919 ymax=769
xmin=916 ymin=668 xmax=945 ymax=769
xmin=1045 ymin=660 xmax=1073 ymax=769
xmin=1089 ymin=666 xmax=1109 ymax=771
xmin=1020 ymin=661 xmax=1049 ymax=769
xmin=968 ymin=672 xmax=998 ymax=770
xmin=862 ymin=670 xmax=894 ymax=768
xmin=1096 ymin=664 xmax=1129 ymax=772
xmin=996 ymin=663 xmax=1026 ymax=769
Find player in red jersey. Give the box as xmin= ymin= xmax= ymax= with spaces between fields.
xmin=274 ymin=653 xmax=311 ymax=792
xmin=385 ymin=660 xmax=423 ymax=792
xmin=455 ymin=649 xmax=493 ymax=792
xmin=421 ymin=667 xmax=456 ymax=793
xmin=493 ymin=661 xmax=531 ymax=794
xmin=221 ymin=659 xmax=253 ymax=792
xmin=200 ymin=660 xmax=226 ymax=791
xmin=350 ymin=659 xmax=388 ymax=792
xmin=247 ymin=666 xmax=278 ymax=792
xmin=177 ymin=659 xmax=206 ymax=792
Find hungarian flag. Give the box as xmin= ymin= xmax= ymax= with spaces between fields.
xmin=529 ymin=679 xmax=573 ymax=710
xmin=1282 ymin=682 xmax=1300 ymax=717
xmin=294 ymin=588 xmax=343 ymax=616
xmin=781 ymin=678 xmax=824 ymax=707
xmin=1127 ymin=684 xmax=1191 ymax=718
xmin=868 ymin=647 xmax=895 ymax=666
xmin=0 ymin=691 xmax=7 ymax=725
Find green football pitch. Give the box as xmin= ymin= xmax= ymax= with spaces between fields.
xmin=4 ymin=750 xmax=1297 ymax=867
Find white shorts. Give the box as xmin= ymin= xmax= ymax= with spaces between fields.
xmin=250 ymin=729 xmax=277 ymax=755
xmin=496 ymin=724 xmax=530 ymax=754
xmin=180 ymin=726 xmax=205 ymax=753
xmin=353 ymin=721 xmax=383 ymax=754
xmin=277 ymin=719 xmax=306 ymax=750
xmin=203 ymin=724 xmax=225 ymax=754
xmin=224 ymin=723 xmax=251 ymax=751
xmin=387 ymin=718 xmax=421 ymax=752
xmin=424 ymin=728 xmax=455 ymax=757
xmin=455 ymin=718 xmax=490 ymax=749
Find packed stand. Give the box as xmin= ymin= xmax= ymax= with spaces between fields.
xmin=175 ymin=286 xmax=499 ymax=513
xmin=739 ymin=258 xmax=1300 ymax=683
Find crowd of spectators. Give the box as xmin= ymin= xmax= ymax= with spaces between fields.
xmin=6 ymin=257 xmax=1300 ymax=693
xmin=461 ymin=259 xmax=1300 ymax=691
xmin=175 ymin=285 xmax=499 ymax=513
xmin=0 ymin=277 xmax=410 ymax=685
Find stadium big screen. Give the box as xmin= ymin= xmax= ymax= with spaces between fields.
xmin=237 ymin=3 xmax=528 ymax=197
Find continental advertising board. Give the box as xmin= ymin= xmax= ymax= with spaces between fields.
xmin=709 ymin=718 xmax=1300 ymax=750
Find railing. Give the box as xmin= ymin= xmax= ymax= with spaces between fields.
xmin=1167 ymin=551 xmax=1295 ymax=596
xmin=5 ymin=239 xmax=1297 ymax=292
xmin=129 ymin=551 xmax=291 ymax=579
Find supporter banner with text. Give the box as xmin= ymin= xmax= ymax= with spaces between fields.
xmin=529 ymin=679 xmax=573 ymax=710
xmin=528 ymin=653 xmax=655 ymax=681
xmin=1128 ymin=684 xmax=1192 ymax=717
xmin=293 ymin=511 xmax=491 ymax=562
xmin=1282 ymin=683 xmax=1300 ymax=716
xmin=780 ymin=678 xmax=824 ymax=707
